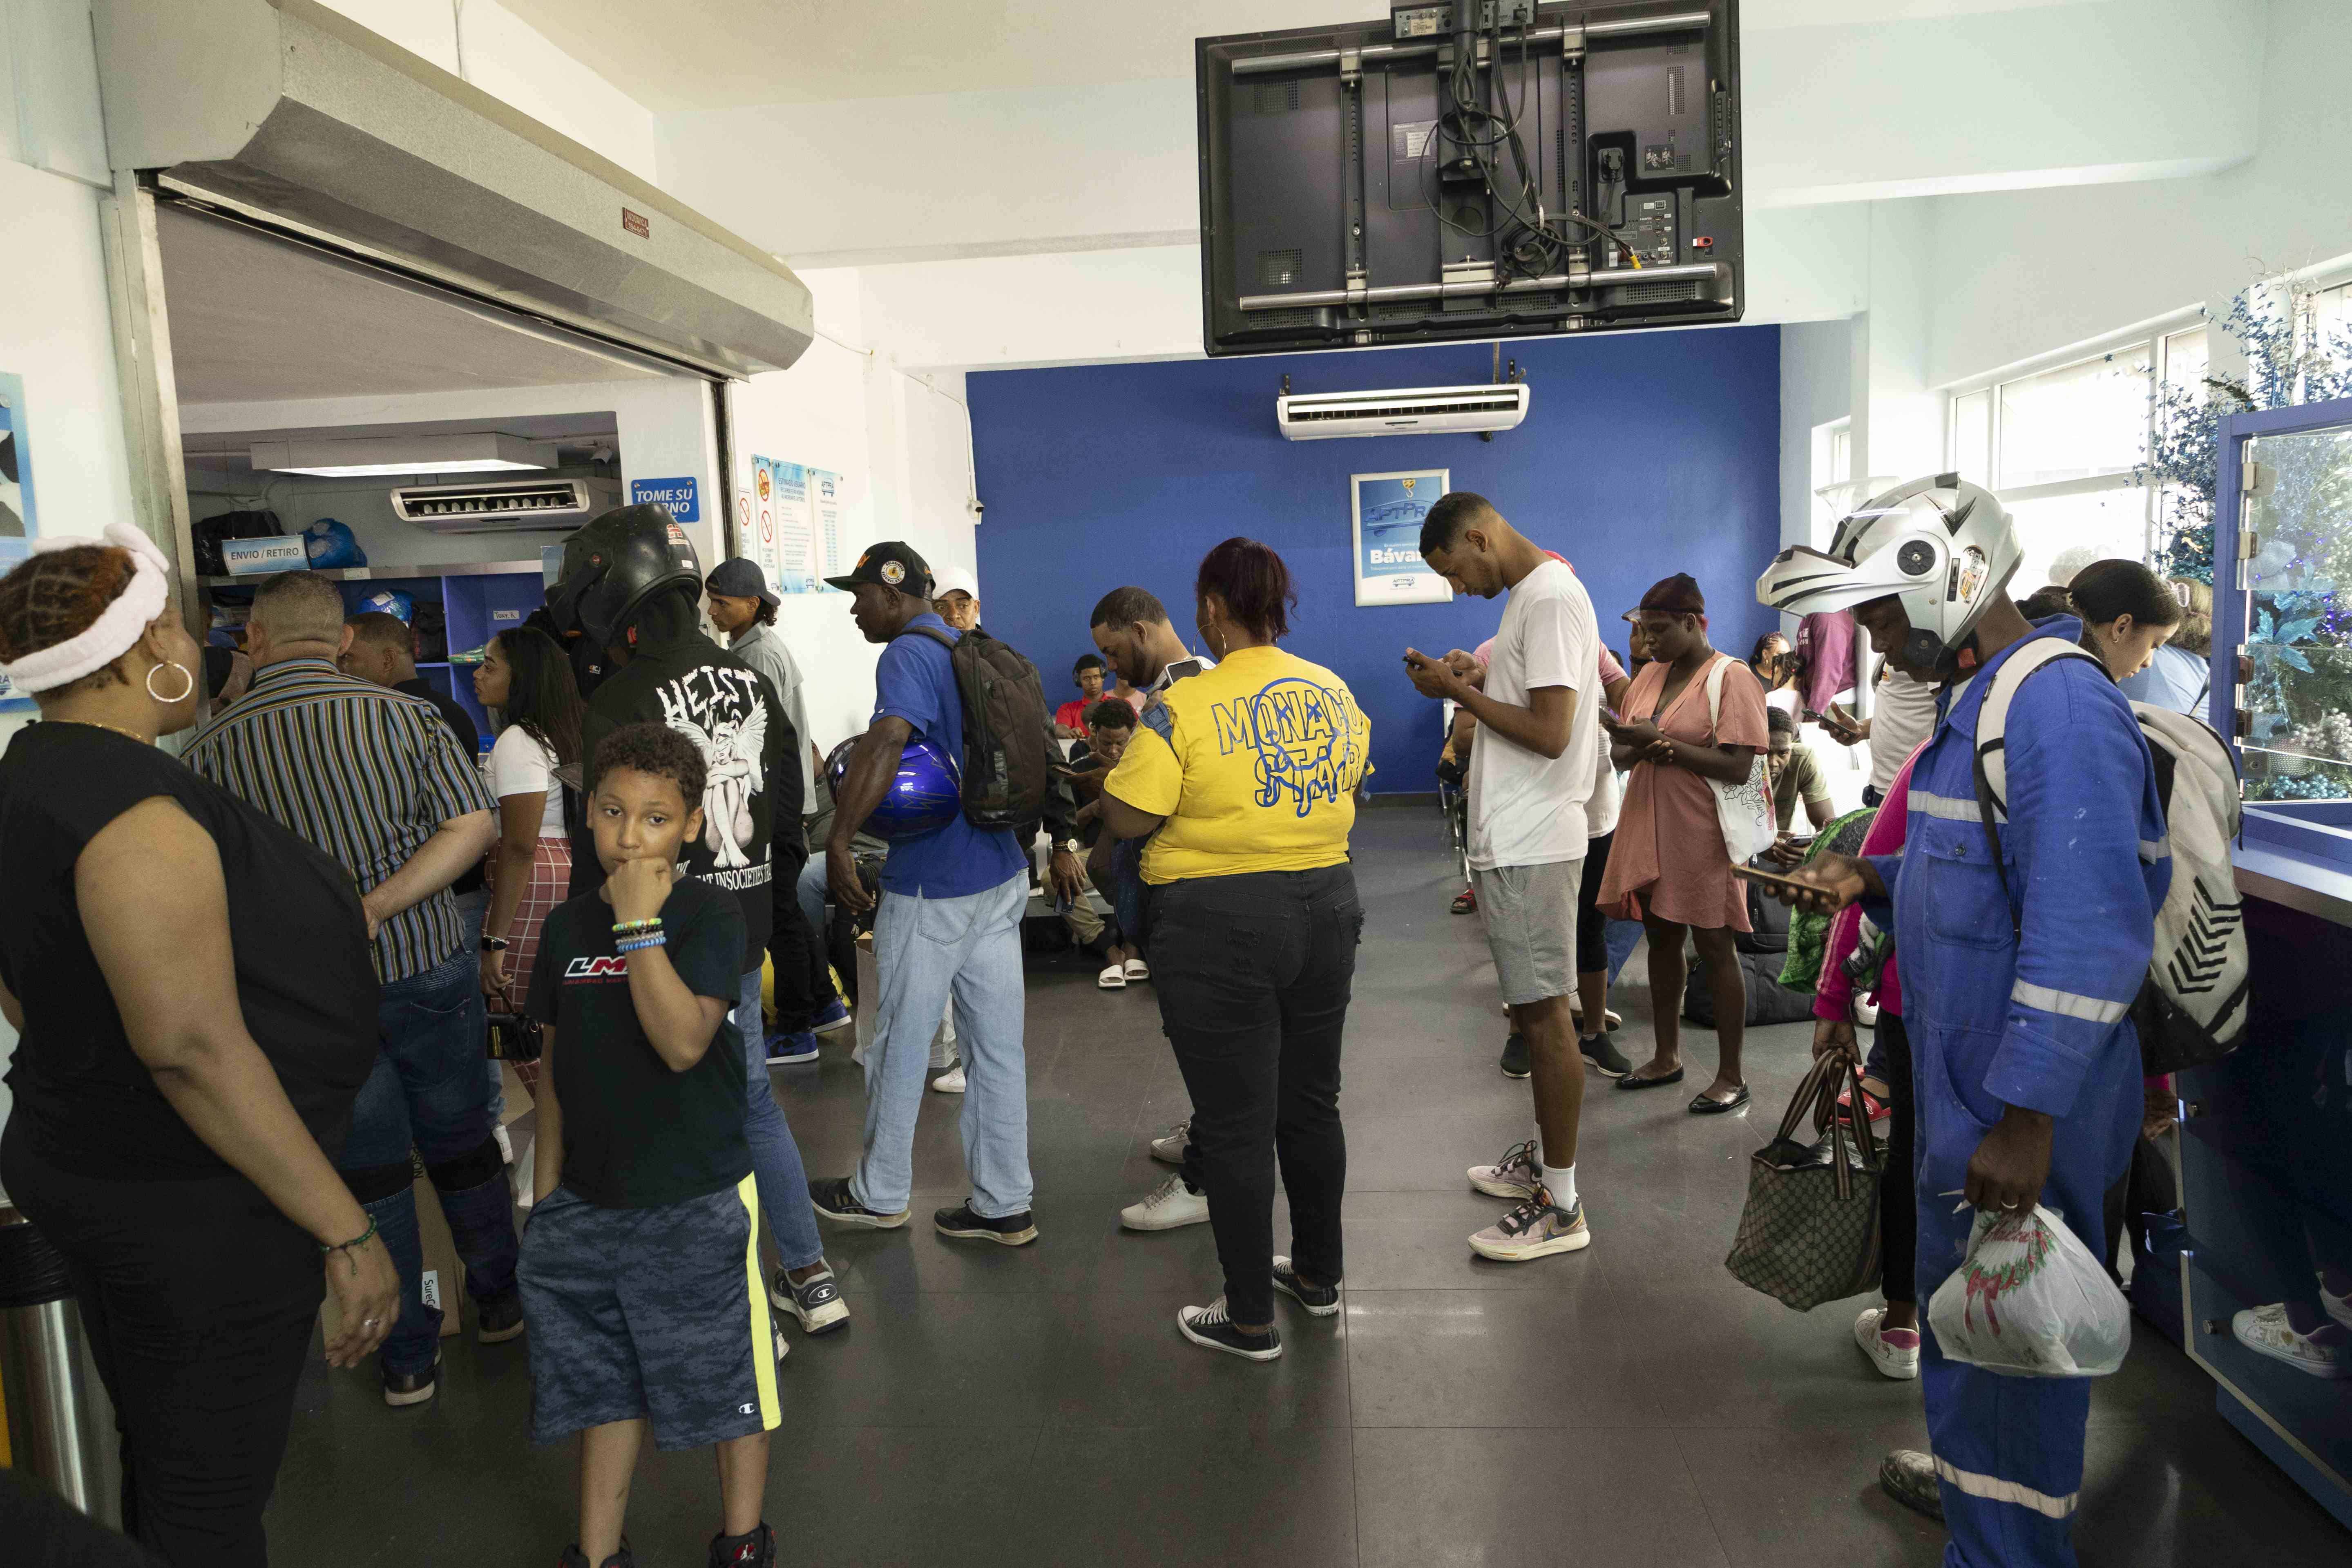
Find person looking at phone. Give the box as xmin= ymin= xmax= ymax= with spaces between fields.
xmin=1821 ymin=656 xmax=1939 ymax=809
xmin=1752 ymin=631 xmax=1802 ymax=717
xmin=1594 ymin=573 xmax=1768 ymax=1112
xmin=1406 ymin=494 xmax=1606 ymax=1262
xmin=1763 ymin=708 xmax=1834 ymax=864
xmin=1056 ymin=654 xmax=1109 ymax=741
xmin=1755 ymin=476 xmax=2165 ymax=1564
xmin=1061 ymin=697 xmax=1148 ymax=992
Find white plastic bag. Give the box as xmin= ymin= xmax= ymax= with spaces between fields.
xmin=1928 ymin=1204 xmax=2131 ymax=1378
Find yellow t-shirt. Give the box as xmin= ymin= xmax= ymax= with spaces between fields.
xmin=1103 ymin=644 xmax=1371 ymax=884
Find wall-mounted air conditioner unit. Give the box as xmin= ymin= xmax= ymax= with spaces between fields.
xmin=391 ymin=477 xmax=620 ymax=533
xmin=1276 ymin=383 xmax=1531 ymax=441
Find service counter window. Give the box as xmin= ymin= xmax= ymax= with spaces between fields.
xmin=2217 ymin=395 xmax=2352 ymax=893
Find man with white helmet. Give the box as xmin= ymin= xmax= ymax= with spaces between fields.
xmin=1755 ymin=474 xmax=2167 ymax=1568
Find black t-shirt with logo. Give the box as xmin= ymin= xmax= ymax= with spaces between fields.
xmin=524 ymin=877 xmax=750 ymax=1208
xmin=572 ymin=625 xmax=800 ymax=969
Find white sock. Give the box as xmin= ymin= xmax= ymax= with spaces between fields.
xmin=1542 ymin=1161 xmax=1577 ymax=1212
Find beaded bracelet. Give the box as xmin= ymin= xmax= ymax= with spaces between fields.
xmin=612 ymin=917 xmax=663 ymax=936
xmin=321 ymin=1215 xmax=378 ymax=1254
xmin=616 ymin=934 xmax=668 ymax=954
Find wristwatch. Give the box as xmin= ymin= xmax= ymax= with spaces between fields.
xmin=481 ymin=935 xmax=511 ymax=953
xmin=1053 ymin=839 xmax=1081 ymax=857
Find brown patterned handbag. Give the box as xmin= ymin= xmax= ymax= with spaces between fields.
xmin=1724 ymin=1053 xmax=1885 ymax=1311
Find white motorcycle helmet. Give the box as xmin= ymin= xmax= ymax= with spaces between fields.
xmin=1755 ymin=473 xmax=2021 ymax=679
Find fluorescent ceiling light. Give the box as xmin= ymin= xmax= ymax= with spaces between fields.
xmin=249 ymin=433 xmax=557 ymax=476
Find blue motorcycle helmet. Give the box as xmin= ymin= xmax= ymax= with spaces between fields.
xmin=354 ymin=588 xmax=414 ymax=622
xmin=826 ymin=734 xmax=961 ymax=839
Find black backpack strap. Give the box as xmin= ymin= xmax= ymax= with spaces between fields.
xmin=900 ymin=624 xmax=957 ymax=652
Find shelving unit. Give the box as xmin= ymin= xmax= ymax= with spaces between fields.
xmin=203 ymin=556 xmax=554 ymax=752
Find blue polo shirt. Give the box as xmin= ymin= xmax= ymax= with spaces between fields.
xmin=875 ymin=613 xmax=1025 ymax=899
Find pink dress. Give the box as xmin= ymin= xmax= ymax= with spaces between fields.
xmin=1597 ymin=652 xmax=1770 ymax=931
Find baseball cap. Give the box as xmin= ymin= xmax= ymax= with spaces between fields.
xmin=931 ymin=564 xmax=979 ymax=603
xmin=1622 ymin=571 xmax=1706 ymax=622
xmin=705 ymin=557 xmax=780 ymax=609
xmin=824 ymin=541 xmax=933 ymax=596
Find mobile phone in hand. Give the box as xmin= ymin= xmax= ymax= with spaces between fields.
xmin=1732 ymin=862 xmax=1818 ymax=900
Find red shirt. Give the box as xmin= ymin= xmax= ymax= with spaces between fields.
xmin=1055 ymin=698 xmax=1095 ymax=734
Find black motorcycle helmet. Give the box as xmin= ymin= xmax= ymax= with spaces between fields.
xmin=545 ymin=503 xmax=703 ymax=648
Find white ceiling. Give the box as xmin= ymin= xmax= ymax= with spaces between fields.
xmin=502 ymin=0 xmax=2092 ymax=110
xmin=156 ymin=205 xmax=673 ymax=405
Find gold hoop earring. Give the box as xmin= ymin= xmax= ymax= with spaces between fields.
xmin=147 ymin=661 xmax=195 ymax=704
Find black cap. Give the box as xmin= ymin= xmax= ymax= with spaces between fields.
xmin=1623 ymin=571 xmax=1706 ymax=621
xmin=824 ymin=540 xmax=933 ymax=597
xmin=706 ymin=557 xmax=780 ymax=609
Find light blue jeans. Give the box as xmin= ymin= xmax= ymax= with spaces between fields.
xmin=796 ymin=854 xmax=828 ymax=942
xmin=733 ymin=969 xmax=826 ymax=1272
xmin=852 ymin=873 xmax=1031 ymax=1219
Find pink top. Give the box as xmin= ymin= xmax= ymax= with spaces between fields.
xmin=1814 ymin=748 xmax=1920 ymax=1021
xmin=1473 ymin=637 xmax=1626 ymax=689
xmin=1599 ymin=652 xmax=1771 ymax=931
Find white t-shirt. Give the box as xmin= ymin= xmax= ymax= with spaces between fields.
xmin=1870 ymin=668 xmax=1939 ymax=793
xmin=1467 ymin=559 xmax=1600 ymax=871
xmin=1765 ymin=687 xmax=1801 ymax=718
xmin=485 ymin=725 xmax=566 ymax=836
xmin=1584 ymin=729 xmax=1622 ymax=839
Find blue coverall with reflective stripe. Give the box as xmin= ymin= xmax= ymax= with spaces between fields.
xmin=1865 ymin=619 xmax=2168 ymax=1568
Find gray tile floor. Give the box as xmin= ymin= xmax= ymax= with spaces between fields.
xmin=269 ymin=811 xmax=2352 ymax=1566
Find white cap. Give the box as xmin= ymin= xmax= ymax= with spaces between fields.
xmin=931 ymin=564 xmax=979 ymax=602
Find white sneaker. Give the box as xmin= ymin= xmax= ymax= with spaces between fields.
xmin=2233 ymin=1303 xmax=2352 ymax=1378
xmin=1149 ymin=1120 xmax=1191 ymax=1165
xmin=930 ymin=1064 xmax=967 ymax=1094
xmin=1854 ymin=1305 xmax=1921 ymax=1380
xmin=2321 ymin=1276 xmax=2352 ymax=1332
xmin=1466 ymin=1137 xmax=1540 ymax=1200
xmin=1121 ymin=1173 xmax=1210 ymax=1231
xmin=1098 ymin=963 xmax=1127 ymax=989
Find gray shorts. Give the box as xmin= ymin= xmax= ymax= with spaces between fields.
xmin=1474 ymin=860 xmax=1583 ymax=1006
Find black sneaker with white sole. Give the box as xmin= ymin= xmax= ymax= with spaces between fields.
xmin=807 ymin=1176 xmax=909 ymax=1229
xmin=771 ymin=1267 xmax=850 ymax=1333
xmin=1271 ymin=1256 xmax=1340 ymax=1317
xmin=1580 ymin=1032 xmax=1632 ymax=1077
xmin=1177 ymin=1298 xmax=1283 ymax=1361
xmin=934 ymin=1202 xmax=1038 ymax=1246
xmin=476 ymin=1286 xmax=527 ymax=1343
xmin=1499 ymin=1032 xmax=1530 ymax=1079
xmin=382 ymin=1351 xmax=440 ymax=1407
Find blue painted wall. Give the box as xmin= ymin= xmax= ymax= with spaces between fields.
xmin=968 ymin=325 xmax=1782 ymax=792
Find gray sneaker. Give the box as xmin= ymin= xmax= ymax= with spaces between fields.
xmin=1468 ymin=1189 xmax=1590 ymax=1262
xmin=771 ymin=1266 xmax=849 ymax=1335
xmin=1467 ymin=1137 xmax=1541 ymax=1200
xmin=1879 ymin=1450 xmax=1945 ymax=1521
xmin=1580 ymin=1032 xmax=1633 ymax=1077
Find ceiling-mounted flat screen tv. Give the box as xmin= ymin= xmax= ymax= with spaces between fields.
xmin=1196 ymin=1 xmax=1742 ymax=357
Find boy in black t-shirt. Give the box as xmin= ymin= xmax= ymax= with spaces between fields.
xmin=519 ymin=724 xmax=780 ymax=1568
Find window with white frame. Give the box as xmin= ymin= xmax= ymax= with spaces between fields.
xmin=1810 ymin=417 xmax=1852 ymax=547
xmin=1945 ymin=322 xmax=2207 ymax=593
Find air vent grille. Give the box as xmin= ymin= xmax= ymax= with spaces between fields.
xmin=1257 ymin=248 xmax=1305 ymax=286
xmin=1289 ymin=394 xmax=1525 ymax=423
xmin=1257 ymin=79 xmax=1301 ymax=113
xmin=1249 ymin=308 xmax=1325 ymax=330
xmin=400 ymin=482 xmax=584 ymax=518
xmin=1619 ymin=281 xmax=1700 ymax=304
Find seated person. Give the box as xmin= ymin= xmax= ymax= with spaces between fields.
xmin=1065 ymin=698 xmax=1146 ymax=989
xmin=1763 ymin=708 xmax=1833 ymax=862
xmin=1056 ymin=654 xmax=1109 ymax=742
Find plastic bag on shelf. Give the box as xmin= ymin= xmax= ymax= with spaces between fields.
xmin=1928 ymin=1203 xmax=2131 ymax=1378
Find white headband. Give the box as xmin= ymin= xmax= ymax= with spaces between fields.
xmin=0 ymin=524 xmax=173 ymax=694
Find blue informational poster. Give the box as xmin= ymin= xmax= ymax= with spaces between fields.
xmin=1 ymin=372 xmax=37 ymax=710
xmin=629 ymin=475 xmax=699 ymax=523
xmin=1350 ymin=468 xmax=1452 ymax=606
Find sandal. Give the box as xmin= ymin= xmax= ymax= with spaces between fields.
xmin=1688 ymin=1085 xmax=1752 ymax=1115
xmin=1615 ymin=1066 xmax=1686 ymax=1091
xmin=1097 ymin=964 xmax=1128 ymax=990
xmin=1451 ymin=886 xmax=1478 ymax=915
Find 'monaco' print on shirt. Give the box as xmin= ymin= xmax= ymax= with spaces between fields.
xmin=1209 ymin=677 xmax=1369 ymax=817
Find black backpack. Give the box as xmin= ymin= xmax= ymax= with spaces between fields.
xmin=904 ymin=625 xmax=1055 ymax=830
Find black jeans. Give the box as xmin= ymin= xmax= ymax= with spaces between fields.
xmin=1878 ymin=1009 xmax=1917 ymax=1307
xmin=1149 ymin=865 xmax=1361 ymax=1325
xmin=2 ymin=1127 xmax=321 ymax=1568
xmin=768 ymin=842 xmax=830 ymax=1032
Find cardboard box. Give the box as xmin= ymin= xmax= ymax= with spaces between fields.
xmin=220 ymin=536 xmax=308 ymax=576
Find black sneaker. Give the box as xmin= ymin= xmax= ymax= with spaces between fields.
xmin=476 ymin=1286 xmax=526 ymax=1343
xmin=771 ymin=1266 xmax=850 ymax=1333
xmin=1579 ymin=1032 xmax=1633 ymax=1077
xmin=934 ymin=1202 xmax=1039 ymax=1246
xmin=558 ymin=1542 xmax=637 ymax=1568
xmin=1271 ymin=1255 xmax=1341 ymax=1317
xmin=1177 ymin=1298 xmax=1283 ymax=1361
xmin=1499 ymin=1032 xmax=1530 ymax=1079
xmin=807 ymin=1176 xmax=909 ymax=1229
xmin=382 ymin=1351 xmax=440 ymax=1408
xmin=708 ymin=1521 xmax=775 ymax=1568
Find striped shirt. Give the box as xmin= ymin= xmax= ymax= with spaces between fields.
xmin=186 ymin=658 xmax=496 ymax=982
